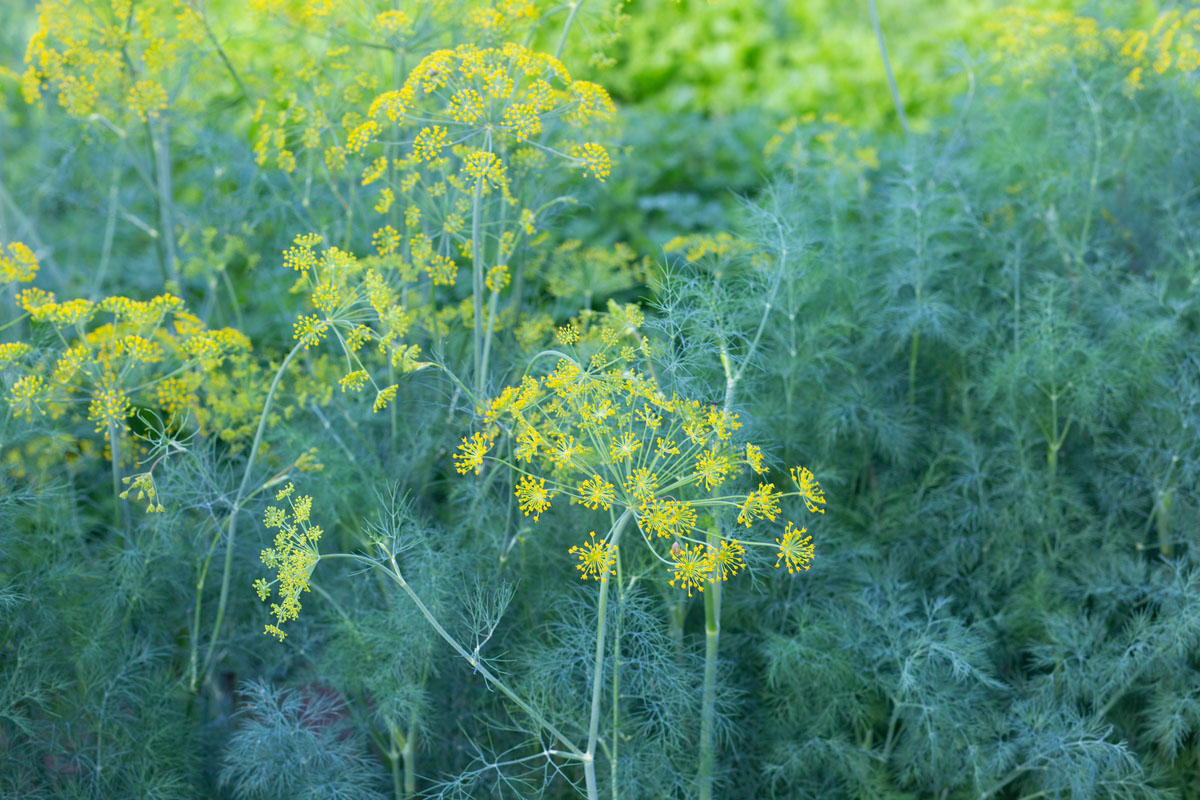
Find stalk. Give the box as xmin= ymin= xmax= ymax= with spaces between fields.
xmin=584 ymin=510 xmax=631 ymax=800
xmin=403 ymin=715 xmax=418 ymax=797
xmin=868 ymin=0 xmax=911 ymax=136
xmin=196 ymin=340 xmax=305 ymax=690
xmin=151 ymin=116 xmax=180 ymax=287
xmin=555 ymin=0 xmax=586 ymax=60
xmin=610 ymin=556 xmax=626 ymax=799
xmin=471 ymin=173 xmax=485 ymax=400
xmin=696 ymin=524 xmax=722 ymax=800
xmin=108 ymin=421 xmax=123 ymax=536
xmin=315 ymin=551 xmax=587 ymax=760
xmin=908 ymin=328 xmax=920 ymax=411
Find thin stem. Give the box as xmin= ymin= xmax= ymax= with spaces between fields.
xmin=403 ymin=714 xmax=418 ymax=798
xmin=724 ymin=213 xmax=787 ymax=412
xmin=0 ymin=312 xmax=29 ymax=334
xmin=389 ymin=722 xmax=405 ymax=800
xmin=480 ymin=286 xmax=501 ymax=394
xmin=151 ymin=116 xmax=180 ymax=286
xmin=584 ymin=509 xmax=631 ymax=800
xmin=195 ymin=3 xmax=250 ymax=102
xmin=319 ymin=551 xmax=586 ymax=760
xmin=868 ymin=0 xmax=910 ymax=136
xmin=610 ymin=556 xmax=625 ymax=800
xmin=196 ymin=340 xmax=306 ymax=690
xmin=108 ymin=421 xmax=123 ymax=535
xmin=908 ymin=328 xmax=920 ymax=411
xmin=696 ymin=523 xmax=722 ymax=800
xmin=555 ymin=0 xmax=585 ymax=61
xmin=93 ymin=161 xmax=122 ymax=296
xmin=471 ymin=173 xmax=485 ymax=399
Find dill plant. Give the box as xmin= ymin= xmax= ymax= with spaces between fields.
xmin=6 ymin=1 xmax=1200 ymax=799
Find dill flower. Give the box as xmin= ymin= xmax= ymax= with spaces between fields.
xmin=578 ymin=475 xmax=616 ymax=510
xmin=373 ymin=384 xmax=398 ymax=412
xmin=413 ymin=126 xmax=449 ymax=161
xmin=776 ymin=522 xmax=814 ymax=574
xmin=569 ymin=531 xmax=617 ymax=581
xmin=87 ymin=388 xmax=132 ymax=432
xmin=462 ymin=149 xmax=506 ymax=187
xmin=0 ymin=342 xmax=32 ymax=364
xmin=572 ymin=142 xmax=611 ymax=181
xmin=555 ymin=323 xmax=581 ymax=345
xmin=257 ymin=483 xmax=324 ymax=641
xmin=0 ymin=241 xmax=38 ymax=283
xmin=455 ymin=305 xmax=825 ymax=589
xmin=609 ymin=431 xmax=642 ymax=463
xmin=120 ymin=472 xmax=164 ymax=513
xmin=337 ymin=370 xmax=368 ymax=392
xmin=293 ymin=315 xmax=329 ymax=349
xmin=624 ymin=468 xmax=658 ymax=504
xmin=549 ymin=434 xmax=586 ymax=468
xmin=709 ymin=539 xmax=746 ymax=581
xmin=454 ymin=432 xmax=492 ymax=475
xmin=737 ymin=483 xmax=781 ymax=527
xmin=745 ymin=443 xmax=766 ymax=474
xmin=791 ymin=466 xmax=826 ymax=514
xmin=669 ymin=544 xmax=711 ymax=597
xmin=515 ymin=475 xmax=554 ymax=521
xmin=694 ymin=449 xmax=731 ymax=491
xmin=8 ymin=375 xmax=46 ymax=420
xmin=375 ymin=187 xmax=394 ymax=214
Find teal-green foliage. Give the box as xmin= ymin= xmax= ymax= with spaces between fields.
xmin=5 ymin=2 xmax=1200 ymax=799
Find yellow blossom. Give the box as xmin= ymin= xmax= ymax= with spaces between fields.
xmin=569 ymin=531 xmax=617 ymax=581
xmin=776 ymin=521 xmax=814 ymax=574
xmin=515 ymin=475 xmax=554 ymax=521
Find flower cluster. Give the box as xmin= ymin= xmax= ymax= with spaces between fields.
xmin=454 ymin=304 xmax=823 ymax=594
xmin=255 ymin=483 xmax=323 ymax=641
xmin=763 ymin=112 xmax=880 ymax=177
xmin=0 ymin=241 xmax=39 ymax=285
xmin=279 ymin=232 xmax=437 ymax=414
xmin=22 ymin=0 xmax=206 ymax=121
xmin=3 ymin=290 xmax=248 ymax=438
xmin=986 ymin=8 xmax=1200 ymax=95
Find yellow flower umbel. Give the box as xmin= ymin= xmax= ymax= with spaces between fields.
xmin=276 ymin=232 xmax=435 ymax=416
xmin=256 ymin=483 xmax=324 ymax=641
xmin=22 ymin=0 xmax=205 ymax=122
xmin=670 ymin=543 xmax=711 ymax=597
xmin=983 ymin=8 xmax=1200 ymax=96
xmin=454 ymin=302 xmax=824 ymax=594
xmin=515 ymin=475 xmax=554 ymax=521
xmin=569 ymin=531 xmax=618 ymax=581
xmin=775 ymin=522 xmax=814 ymax=575
xmin=3 ymin=284 xmax=250 ymax=490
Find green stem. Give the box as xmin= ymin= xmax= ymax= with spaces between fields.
xmin=196 ymin=340 xmax=305 ymax=691
xmin=555 ymin=0 xmax=585 ymax=60
xmin=696 ymin=523 xmax=722 ymax=800
xmin=479 ymin=286 xmax=501 ymax=395
xmin=908 ymin=328 xmax=920 ymax=411
xmin=389 ymin=724 xmax=404 ymax=800
xmin=610 ymin=557 xmax=625 ymax=800
xmin=319 ymin=551 xmax=585 ymax=759
xmin=108 ymin=421 xmax=123 ymax=535
xmin=723 ymin=214 xmax=787 ymax=412
xmin=196 ymin=5 xmax=250 ymax=102
xmin=585 ymin=510 xmax=632 ymax=800
xmin=151 ymin=116 xmax=180 ymax=287
xmin=868 ymin=0 xmax=910 ymax=136
xmin=403 ymin=715 xmax=417 ymax=798
xmin=471 ymin=173 xmax=485 ymax=400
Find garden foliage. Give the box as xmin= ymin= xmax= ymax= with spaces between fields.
xmin=2 ymin=1 xmax=1200 ymax=798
